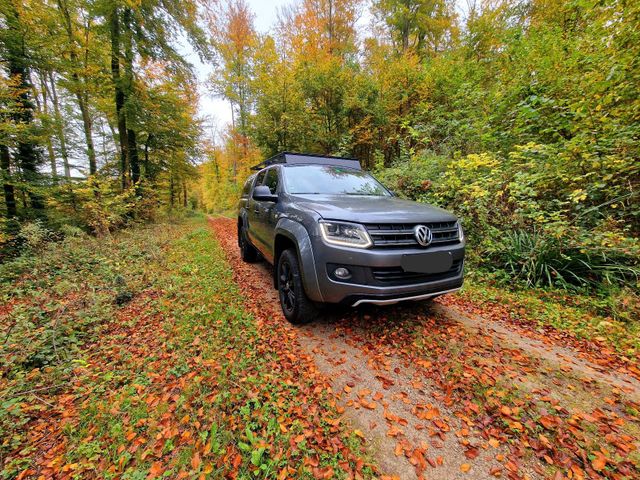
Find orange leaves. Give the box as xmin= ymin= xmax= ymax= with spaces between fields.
xmin=413 ymin=404 xmax=440 ymax=421
xmin=191 ymin=451 xmax=201 ymax=470
xmin=149 ymin=461 xmax=164 ymax=477
xmin=464 ymin=446 xmax=480 ymax=460
xmin=591 ymin=450 xmax=609 ymax=471
xmin=460 ymin=463 xmax=471 ymax=473
xmin=375 ymin=375 xmax=395 ymax=390
xmin=538 ymin=415 xmax=559 ymax=430
xmin=312 ymin=466 xmax=334 ymax=479
xmin=408 ymin=448 xmax=428 ymax=470
xmin=387 ymin=426 xmax=403 ymax=437
xmin=359 ymin=399 xmax=378 ymax=410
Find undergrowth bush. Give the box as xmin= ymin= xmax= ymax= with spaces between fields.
xmin=378 ymin=144 xmax=639 ymax=312
xmin=493 ymin=228 xmax=640 ymax=289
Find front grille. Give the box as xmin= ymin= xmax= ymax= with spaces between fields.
xmin=365 ymin=221 xmax=459 ymax=248
xmin=371 ymin=259 xmax=463 ymax=286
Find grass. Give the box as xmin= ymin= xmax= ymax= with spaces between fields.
xmin=0 ymin=217 xmax=372 ymax=479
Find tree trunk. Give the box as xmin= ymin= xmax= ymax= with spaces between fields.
xmin=128 ymin=128 xmax=140 ymax=185
xmin=56 ymin=0 xmax=97 ymax=174
xmin=47 ymin=72 xmax=71 ymax=178
xmin=123 ymin=8 xmax=140 ymax=188
xmin=143 ymin=133 xmax=153 ymax=179
xmin=34 ymin=73 xmax=58 ymax=182
xmin=169 ymin=174 xmax=175 ymax=209
xmin=110 ymin=5 xmax=129 ymax=190
xmin=5 ymin=4 xmax=44 ymax=211
xmin=182 ymin=182 xmax=187 ymax=208
xmin=1 ymin=144 xmax=17 ymax=219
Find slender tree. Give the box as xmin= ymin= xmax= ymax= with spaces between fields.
xmin=55 ymin=0 xmax=98 ymax=174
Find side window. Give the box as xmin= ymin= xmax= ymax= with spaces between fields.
xmin=255 ymin=170 xmax=267 ymax=187
xmin=264 ymin=168 xmax=279 ymax=194
xmin=241 ymin=176 xmax=254 ymax=197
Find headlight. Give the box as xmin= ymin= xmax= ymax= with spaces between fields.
xmin=319 ymin=220 xmax=372 ymax=248
xmin=457 ymin=221 xmax=464 ymax=242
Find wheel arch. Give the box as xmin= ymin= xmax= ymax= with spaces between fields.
xmin=273 ymin=220 xmax=324 ymax=302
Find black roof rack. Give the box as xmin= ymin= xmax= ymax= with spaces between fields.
xmin=251 ymin=152 xmax=361 ymax=171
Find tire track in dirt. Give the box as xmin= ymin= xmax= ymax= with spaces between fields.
xmin=208 ymin=217 xmax=536 ymax=479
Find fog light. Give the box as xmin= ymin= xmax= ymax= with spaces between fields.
xmin=334 ymin=267 xmax=351 ymax=279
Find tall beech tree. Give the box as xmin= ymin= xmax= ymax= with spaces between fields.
xmin=0 ymin=0 xmax=44 ymax=212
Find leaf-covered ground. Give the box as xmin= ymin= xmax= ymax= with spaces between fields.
xmin=1 ymin=218 xmax=373 ymax=479
xmin=209 ymin=216 xmax=639 ymax=480
xmin=2 ymin=216 xmax=639 ymax=480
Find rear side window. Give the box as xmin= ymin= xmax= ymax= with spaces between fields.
xmin=264 ymin=168 xmax=279 ymax=194
xmin=241 ymin=176 xmax=255 ymax=197
xmin=255 ymin=169 xmax=267 ymax=186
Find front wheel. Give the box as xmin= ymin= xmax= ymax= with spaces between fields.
xmin=239 ymin=224 xmax=258 ymax=263
xmin=277 ymin=249 xmax=318 ymax=324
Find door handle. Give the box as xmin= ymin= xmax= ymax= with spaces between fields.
xmin=254 ymin=207 xmax=260 ymax=214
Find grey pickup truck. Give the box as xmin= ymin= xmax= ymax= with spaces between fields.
xmin=237 ymin=152 xmax=465 ymax=324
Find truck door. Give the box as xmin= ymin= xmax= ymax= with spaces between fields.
xmin=260 ymin=167 xmax=280 ymax=259
xmin=247 ymin=169 xmax=267 ymax=247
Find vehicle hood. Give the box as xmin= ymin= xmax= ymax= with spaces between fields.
xmin=288 ymin=194 xmax=457 ymax=224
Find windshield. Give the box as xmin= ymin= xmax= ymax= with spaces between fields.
xmin=282 ymin=165 xmax=390 ymax=196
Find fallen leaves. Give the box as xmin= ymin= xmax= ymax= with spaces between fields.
xmin=3 ymin=220 xmax=375 ymax=480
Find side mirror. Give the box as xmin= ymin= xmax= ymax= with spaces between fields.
xmin=253 ymin=185 xmax=278 ymax=202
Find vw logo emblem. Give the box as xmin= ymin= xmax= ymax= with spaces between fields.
xmin=413 ymin=225 xmax=432 ymax=247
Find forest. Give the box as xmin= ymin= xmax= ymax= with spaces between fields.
xmin=2 ymin=0 xmax=638 ymax=310
xmin=2 ymin=0 xmax=640 ymax=478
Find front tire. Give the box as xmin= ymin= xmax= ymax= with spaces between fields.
xmin=277 ymin=249 xmax=318 ymax=324
xmin=239 ymin=224 xmax=258 ymax=263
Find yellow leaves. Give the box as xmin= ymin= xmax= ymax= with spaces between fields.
xmin=569 ymin=188 xmax=587 ymax=203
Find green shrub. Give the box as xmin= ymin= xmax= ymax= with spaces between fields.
xmin=383 ymin=145 xmax=639 ymax=295
xmin=493 ymin=228 xmax=640 ymax=289
xmin=18 ymin=220 xmax=52 ymax=249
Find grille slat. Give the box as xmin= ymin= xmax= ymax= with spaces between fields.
xmin=366 ymin=221 xmax=459 ymax=248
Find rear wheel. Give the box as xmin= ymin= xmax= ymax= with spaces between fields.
xmin=238 ymin=224 xmax=258 ymax=263
xmin=277 ymin=249 xmax=317 ymax=324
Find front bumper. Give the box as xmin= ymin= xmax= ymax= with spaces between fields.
xmin=309 ymin=235 xmax=465 ymax=306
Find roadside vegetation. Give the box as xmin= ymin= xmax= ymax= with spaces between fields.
xmin=0 ymin=217 xmax=373 ymax=478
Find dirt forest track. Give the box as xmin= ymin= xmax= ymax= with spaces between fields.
xmin=208 ymin=217 xmax=640 ymax=480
